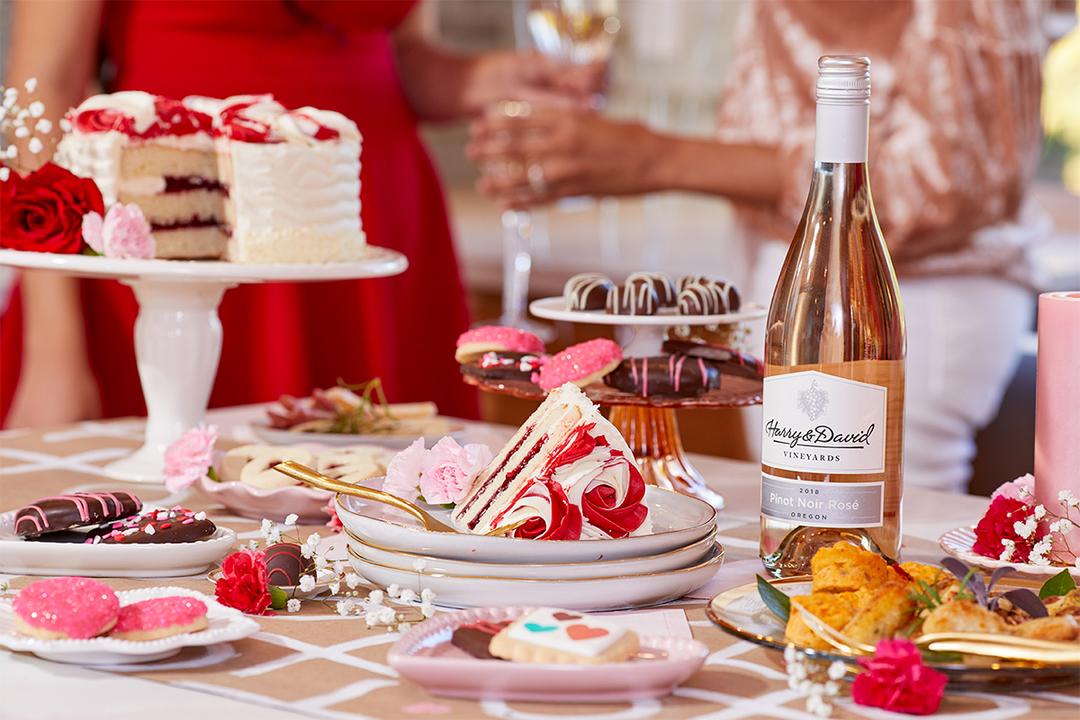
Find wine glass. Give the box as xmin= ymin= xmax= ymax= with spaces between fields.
xmin=488 ymin=0 xmax=621 ymax=335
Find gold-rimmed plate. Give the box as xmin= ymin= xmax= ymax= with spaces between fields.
xmin=706 ymin=578 xmax=1080 ymax=690
xmin=344 ymin=527 xmax=719 ymax=580
xmin=348 ymin=543 xmax=724 ymax=611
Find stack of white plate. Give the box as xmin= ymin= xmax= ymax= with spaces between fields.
xmin=338 ymin=478 xmax=723 ymax=611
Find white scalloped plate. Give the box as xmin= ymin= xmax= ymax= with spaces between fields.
xmin=0 ymin=586 xmax=260 ymax=665
xmin=0 ymin=511 xmax=236 ymax=577
xmin=939 ymin=526 xmax=1080 ymax=579
xmin=196 ymin=474 xmax=332 ymax=523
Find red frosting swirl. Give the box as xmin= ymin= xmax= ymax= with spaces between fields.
xmin=72 ymin=96 xmax=212 ymax=138
xmin=73 ymin=108 xmax=136 ymax=135
xmin=513 ymin=480 xmax=582 ymax=541
xmin=288 ymin=110 xmax=341 ymax=141
xmin=217 ymin=100 xmax=280 ymax=143
xmin=581 ymin=460 xmax=648 ymax=538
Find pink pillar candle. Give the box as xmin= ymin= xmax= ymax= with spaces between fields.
xmin=1034 ymin=291 xmax=1080 ymax=562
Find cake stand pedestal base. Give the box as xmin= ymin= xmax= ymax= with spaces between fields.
xmin=104 ymin=280 xmax=232 ymax=482
xmin=608 ymin=405 xmax=725 ymax=510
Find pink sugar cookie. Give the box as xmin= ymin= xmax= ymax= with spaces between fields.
xmin=533 ymin=338 xmax=623 ymax=391
xmin=455 ymin=326 xmax=545 ymax=363
xmin=111 ymin=596 xmax=209 ymax=641
xmin=12 ymin=577 xmax=119 ymax=640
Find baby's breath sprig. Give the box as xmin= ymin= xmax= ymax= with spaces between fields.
xmin=0 ymin=78 xmax=64 ymax=178
xmin=784 ymin=645 xmax=846 ymax=718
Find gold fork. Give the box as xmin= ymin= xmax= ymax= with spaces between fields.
xmin=273 ymin=461 xmax=525 ymax=537
xmin=790 ymin=600 xmax=1080 ymax=665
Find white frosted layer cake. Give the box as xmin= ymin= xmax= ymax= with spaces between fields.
xmin=452 ymin=383 xmax=652 ymax=540
xmin=56 ymin=92 xmax=365 ymax=263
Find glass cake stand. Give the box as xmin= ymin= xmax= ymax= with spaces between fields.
xmin=465 ymin=297 xmax=766 ymax=510
xmin=0 ymin=248 xmax=407 ymax=482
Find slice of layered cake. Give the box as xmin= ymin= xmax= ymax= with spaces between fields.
xmin=452 ymin=383 xmax=651 ymax=540
xmin=55 ymin=91 xmax=226 ymax=259
xmin=213 ymin=96 xmax=366 ymax=263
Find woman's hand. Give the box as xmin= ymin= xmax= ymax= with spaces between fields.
xmin=467 ymin=105 xmax=665 ymax=208
xmin=6 ymin=354 xmax=101 ymax=429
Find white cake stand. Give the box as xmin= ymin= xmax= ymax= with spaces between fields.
xmin=0 ymin=248 xmax=407 ymax=482
xmin=529 ymin=297 xmax=766 ymax=509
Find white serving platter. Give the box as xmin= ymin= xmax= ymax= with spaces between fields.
xmin=349 ymin=543 xmax=724 ymax=611
xmin=0 ymin=512 xmax=236 ymax=577
xmin=0 ymin=586 xmax=259 ymax=665
xmin=529 ymin=296 xmax=766 ymax=327
xmin=336 ymin=479 xmax=716 ymax=564
xmin=346 ymin=527 xmax=718 ymax=580
xmin=389 ymin=606 xmax=709 ymax=702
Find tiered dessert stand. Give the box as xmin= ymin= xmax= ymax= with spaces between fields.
xmin=0 ymin=248 xmax=407 ymax=482
xmin=464 ymin=297 xmax=766 ymax=510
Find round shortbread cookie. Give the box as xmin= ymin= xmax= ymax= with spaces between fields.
xmin=12 ymin=577 xmax=119 ymax=639
xmin=109 ymin=596 xmax=209 ymax=641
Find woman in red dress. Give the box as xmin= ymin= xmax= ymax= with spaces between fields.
xmin=2 ymin=1 xmax=598 ymax=426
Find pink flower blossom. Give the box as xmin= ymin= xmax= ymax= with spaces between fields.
xmin=991 ymin=473 xmax=1035 ymax=505
xmin=164 ymin=424 xmax=218 ymax=492
xmin=81 ymin=203 xmax=156 ymax=259
xmin=382 ymin=438 xmax=427 ymax=503
xmin=420 ymin=437 xmax=492 ymax=505
xmin=324 ymin=495 xmax=343 ymax=531
xmin=381 ymin=436 xmax=493 ymax=505
xmin=852 ymin=639 xmax=947 ymax=715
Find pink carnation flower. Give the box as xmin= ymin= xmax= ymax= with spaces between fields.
xmin=990 ymin=473 xmax=1035 ymax=505
xmin=382 ymin=437 xmax=493 ymax=506
xmin=163 ymin=424 xmax=218 ymax=492
xmin=81 ymin=203 xmax=156 ymax=259
xmin=852 ymin=639 xmax=947 ymax=715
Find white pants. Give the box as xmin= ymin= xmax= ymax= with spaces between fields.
xmin=745 ymin=241 xmax=1033 ymax=493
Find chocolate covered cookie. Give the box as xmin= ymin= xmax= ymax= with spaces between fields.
xmin=626 ymin=272 xmax=677 ymax=308
xmin=14 ymin=491 xmax=142 ymax=538
xmin=451 ymin=619 xmax=512 ymax=660
xmin=662 ymin=339 xmax=764 ymax=379
xmin=603 ymin=354 xmax=718 ymax=398
xmin=460 ymin=351 xmax=544 ymax=383
xmin=88 ymin=507 xmax=216 ymax=544
xmin=564 ymin=273 xmax=614 ymax=311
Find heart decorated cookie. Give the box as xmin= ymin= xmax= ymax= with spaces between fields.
xmin=488 ymin=608 xmax=639 ymax=665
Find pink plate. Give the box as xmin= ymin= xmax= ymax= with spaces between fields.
xmin=196 ymin=475 xmax=331 ymax=523
xmin=388 ymin=606 xmax=709 ymax=703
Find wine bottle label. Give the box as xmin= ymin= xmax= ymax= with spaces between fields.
xmin=761 ymin=370 xmax=887 ymax=475
xmin=761 ymin=473 xmax=884 ymax=527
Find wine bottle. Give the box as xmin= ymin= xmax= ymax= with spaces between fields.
xmin=759 ymin=56 xmax=906 ymax=577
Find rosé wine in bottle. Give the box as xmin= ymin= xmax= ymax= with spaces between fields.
xmin=760 ymin=56 xmax=906 ymax=577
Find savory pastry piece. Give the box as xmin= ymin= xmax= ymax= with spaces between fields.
xmin=89 ymin=507 xmax=216 ymax=544
xmin=786 ymin=591 xmax=863 ymax=651
xmin=489 ymin=608 xmax=639 ymax=664
xmin=661 ymin=339 xmax=764 ymax=380
xmin=220 ymin=445 xmax=315 ymax=489
xmin=564 ymin=273 xmax=615 ymax=311
xmin=110 ymin=596 xmax=209 ymax=641
xmin=603 ymin=354 xmax=718 ymax=398
xmin=810 ymin=541 xmax=894 ymax=593
xmin=1046 ymin=588 xmax=1080 ymax=617
xmin=265 ymin=542 xmax=312 ymax=587
xmin=12 ymin=577 xmax=119 ymax=640
xmin=842 ymin=582 xmax=916 ymax=646
xmin=606 ymin=281 xmax=658 ymax=316
xmin=451 ymin=619 xmax=512 ymax=660
xmin=531 ymin=338 xmax=622 ymax=391
xmin=625 ymin=272 xmax=677 ymax=308
xmin=455 ymin=326 xmax=545 ymax=364
xmin=921 ymin=599 xmax=1009 ymax=635
xmin=1011 ymin=616 xmax=1080 ymax=642
xmin=14 ymin=491 xmax=142 ymax=537
xmin=460 ymin=351 xmax=544 ymax=383
xmin=899 ymin=561 xmax=947 ymax=588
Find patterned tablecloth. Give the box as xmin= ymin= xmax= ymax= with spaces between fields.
xmin=0 ymin=412 xmax=1077 ymax=720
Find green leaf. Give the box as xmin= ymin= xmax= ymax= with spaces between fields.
xmin=757 ymin=575 xmax=791 ymax=623
xmin=268 ymin=585 xmax=288 ymax=610
xmin=1039 ymin=569 xmax=1077 ymax=599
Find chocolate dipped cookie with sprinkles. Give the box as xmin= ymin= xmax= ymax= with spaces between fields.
xmin=460 ymin=351 xmax=544 ymax=384
xmin=86 ymin=506 xmax=216 ymax=544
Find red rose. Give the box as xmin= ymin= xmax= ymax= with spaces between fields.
xmin=582 ymin=460 xmax=648 ymax=538
xmin=852 ymin=639 xmax=947 ymax=715
xmin=214 ymin=548 xmax=272 ymax=615
xmin=972 ymin=495 xmax=1037 ymax=563
xmin=1 ymin=163 xmax=104 ymax=254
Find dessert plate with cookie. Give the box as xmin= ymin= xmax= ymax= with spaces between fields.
xmin=0 ymin=491 xmax=235 ymax=577
xmin=0 ymin=578 xmax=259 ymax=665
xmin=197 ymin=443 xmax=392 ymax=522
xmin=389 ymin=606 xmax=708 ymax=702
